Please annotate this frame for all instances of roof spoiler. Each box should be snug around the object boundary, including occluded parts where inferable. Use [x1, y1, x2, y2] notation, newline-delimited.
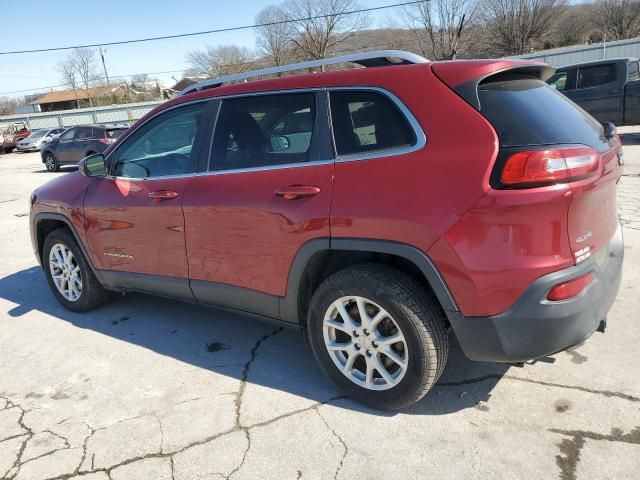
[432, 61, 555, 110]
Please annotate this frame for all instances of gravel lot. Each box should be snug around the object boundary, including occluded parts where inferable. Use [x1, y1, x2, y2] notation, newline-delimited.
[0, 137, 639, 480]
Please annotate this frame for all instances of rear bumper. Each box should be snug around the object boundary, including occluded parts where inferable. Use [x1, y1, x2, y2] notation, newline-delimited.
[449, 222, 624, 363]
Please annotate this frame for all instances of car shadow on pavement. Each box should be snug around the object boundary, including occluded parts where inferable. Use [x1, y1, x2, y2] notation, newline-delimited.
[0, 266, 510, 416]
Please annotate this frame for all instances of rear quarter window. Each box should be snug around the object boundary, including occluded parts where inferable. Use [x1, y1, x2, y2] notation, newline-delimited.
[478, 76, 609, 151]
[106, 128, 126, 139]
[329, 90, 416, 156]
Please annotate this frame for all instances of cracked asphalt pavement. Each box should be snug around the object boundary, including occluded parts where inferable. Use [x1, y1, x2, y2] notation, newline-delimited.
[1, 132, 639, 480]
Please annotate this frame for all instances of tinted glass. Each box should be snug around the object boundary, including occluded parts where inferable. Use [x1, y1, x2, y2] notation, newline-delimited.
[59, 128, 75, 141]
[478, 77, 608, 151]
[629, 61, 640, 80]
[211, 93, 316, 171]
[74, 127, 94, 140]
[111, 103, 205, 178]
[577, 64, 616, 88]
[329, 90, 416, 156]
[106, 128, 126, 139]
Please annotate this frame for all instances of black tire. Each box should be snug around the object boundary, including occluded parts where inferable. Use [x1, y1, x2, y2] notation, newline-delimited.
[307, 264, 449, 410]
[5, 147, 14, 154]
[44, 152, 59, 172]
[43, 228, 112, 312]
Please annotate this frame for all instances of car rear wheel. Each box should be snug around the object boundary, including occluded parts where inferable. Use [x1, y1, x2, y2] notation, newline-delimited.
[44, 152, 59, 172]
[307, 264, 449, 410]
[43, 228, 112, 312]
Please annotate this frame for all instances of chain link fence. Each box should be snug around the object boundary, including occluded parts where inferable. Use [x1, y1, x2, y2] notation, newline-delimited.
[0, 100, 164, 130]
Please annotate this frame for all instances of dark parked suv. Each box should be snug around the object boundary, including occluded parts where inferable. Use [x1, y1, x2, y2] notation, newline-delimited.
[41, 124, 128, 172]
[29, 51, 624, 409]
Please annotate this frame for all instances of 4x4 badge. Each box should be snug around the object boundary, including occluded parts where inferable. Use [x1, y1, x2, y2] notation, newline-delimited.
[575, 231, 592, 243]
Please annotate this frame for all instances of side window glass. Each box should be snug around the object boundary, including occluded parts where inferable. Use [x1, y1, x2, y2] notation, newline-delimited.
[577, 64, 616, 89]
[211, 92, 316, 171]
[548, 72, 568, 91]
[329, 90, 416, 156]
[75, 127, 92, 140]
[60, 128, 75, 141]
[629, 61, 640, 80]
[110, 103, 205, 178]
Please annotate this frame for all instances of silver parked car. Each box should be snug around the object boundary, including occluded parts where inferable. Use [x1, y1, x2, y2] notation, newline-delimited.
[16, 128, 66, 152]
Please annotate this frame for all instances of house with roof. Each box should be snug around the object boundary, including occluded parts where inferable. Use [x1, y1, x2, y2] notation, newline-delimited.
[30, 87, 114, 112]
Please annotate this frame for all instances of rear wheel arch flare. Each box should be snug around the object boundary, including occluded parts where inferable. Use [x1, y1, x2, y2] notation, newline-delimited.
[281, 238, 458, 325]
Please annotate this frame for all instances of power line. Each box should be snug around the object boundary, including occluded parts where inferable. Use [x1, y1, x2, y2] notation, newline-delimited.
[0, 1, 423, 56]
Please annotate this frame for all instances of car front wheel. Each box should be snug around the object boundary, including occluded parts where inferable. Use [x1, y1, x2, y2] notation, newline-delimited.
[43, 228, 112, 312]
[307, 264, 449, 410]
[44, 152, 59, 172]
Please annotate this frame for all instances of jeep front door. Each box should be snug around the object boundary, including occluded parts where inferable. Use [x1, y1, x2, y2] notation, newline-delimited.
[83, 101, 210, 296]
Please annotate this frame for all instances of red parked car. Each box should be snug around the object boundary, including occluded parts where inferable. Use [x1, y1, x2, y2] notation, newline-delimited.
[1, 121, 30, 153]
[29, 51, 624, 409]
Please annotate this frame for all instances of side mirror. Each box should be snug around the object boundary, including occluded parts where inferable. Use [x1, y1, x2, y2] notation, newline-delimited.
[603, 121, 616, 139]
[80, 154, 106, 177]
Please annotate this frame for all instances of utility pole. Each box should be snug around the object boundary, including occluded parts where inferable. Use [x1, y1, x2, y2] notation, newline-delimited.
[99, 47, 111, 87]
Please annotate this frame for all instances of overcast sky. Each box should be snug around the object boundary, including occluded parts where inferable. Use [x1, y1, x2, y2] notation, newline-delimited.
[0, 0, 399, 98]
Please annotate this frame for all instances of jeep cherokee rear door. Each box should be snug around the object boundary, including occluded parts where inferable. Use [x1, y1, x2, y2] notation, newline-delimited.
[182, 91, 333, 317]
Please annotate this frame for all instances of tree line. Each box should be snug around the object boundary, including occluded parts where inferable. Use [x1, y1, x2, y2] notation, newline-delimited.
[2, 0, 640, 116]
[186, 0, 640, 78]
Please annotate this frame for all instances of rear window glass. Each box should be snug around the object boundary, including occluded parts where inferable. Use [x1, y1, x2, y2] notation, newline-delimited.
[478, 77, 608, 151]
[106, 128, 126, 139]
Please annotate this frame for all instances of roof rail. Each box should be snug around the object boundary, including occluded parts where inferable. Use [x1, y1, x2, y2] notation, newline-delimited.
[179, 50, 429, 96]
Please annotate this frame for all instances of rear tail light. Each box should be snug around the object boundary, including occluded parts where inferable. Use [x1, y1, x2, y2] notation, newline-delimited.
[499, 146, 600, 188]
[547, 272, 594, 301]
[99, 137, 116, 145]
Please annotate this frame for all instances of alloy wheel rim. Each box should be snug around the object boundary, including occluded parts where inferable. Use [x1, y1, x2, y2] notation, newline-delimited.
[323, 296, 409, 391]
[46, 155, 54, 170]
[49, 243, 82, 301]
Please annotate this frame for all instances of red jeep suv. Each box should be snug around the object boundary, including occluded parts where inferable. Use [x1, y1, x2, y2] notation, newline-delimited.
[29, 51, 624, 410]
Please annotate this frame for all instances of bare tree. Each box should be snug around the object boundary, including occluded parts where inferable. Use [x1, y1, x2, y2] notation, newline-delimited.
[73, 48, 99, 107]
[0, 97, 17, 116]
[403, 0, 479, 59]
[130, 73, 150, 89]
[256, 5, 295, 67]
[186, 44, 255, 77]
[56, 57, 81, 108]
[591, 0, 640, 40]
[283, 0, 369, 68]
[550, 5, 591, 47]
[481, 0, 566, 56]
